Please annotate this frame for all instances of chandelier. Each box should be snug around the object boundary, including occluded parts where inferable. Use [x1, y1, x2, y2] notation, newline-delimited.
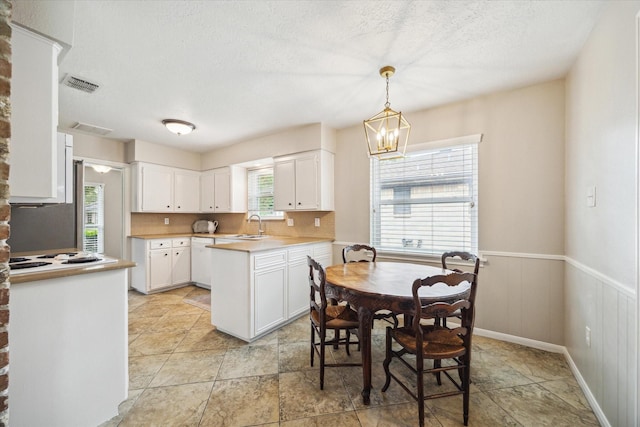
[363, 66, 411, 159]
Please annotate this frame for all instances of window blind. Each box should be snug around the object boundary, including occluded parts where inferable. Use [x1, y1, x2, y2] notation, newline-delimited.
[371, 143, 478, 256]
[83, 183, 105, 254]
[247, 167, 283, 219]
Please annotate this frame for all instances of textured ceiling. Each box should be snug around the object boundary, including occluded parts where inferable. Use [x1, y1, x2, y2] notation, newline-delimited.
[57, 1, 605, 153]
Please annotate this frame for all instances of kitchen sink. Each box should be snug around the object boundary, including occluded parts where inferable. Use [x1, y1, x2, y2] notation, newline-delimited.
[233, 234, 270, 240]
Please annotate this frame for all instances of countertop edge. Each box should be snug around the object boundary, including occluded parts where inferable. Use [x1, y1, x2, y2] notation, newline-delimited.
[10, 259, 136, 284]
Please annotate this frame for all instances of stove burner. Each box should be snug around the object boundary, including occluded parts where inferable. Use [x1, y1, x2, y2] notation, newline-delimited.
[9, 257, 29, 263]
[37, 252, 78, 259]
[10, 261, 52, 270]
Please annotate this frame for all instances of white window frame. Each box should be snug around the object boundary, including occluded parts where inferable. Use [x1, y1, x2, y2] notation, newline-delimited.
[370, 134, 481, 258]
[83, 182, 105, 254]
[247, 166, 284, 220]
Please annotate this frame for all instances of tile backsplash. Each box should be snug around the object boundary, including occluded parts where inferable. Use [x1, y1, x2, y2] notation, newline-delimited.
[130, 211, 334, 239]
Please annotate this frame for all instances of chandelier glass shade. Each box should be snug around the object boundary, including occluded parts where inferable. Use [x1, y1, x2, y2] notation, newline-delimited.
[363, 66, 410, 159]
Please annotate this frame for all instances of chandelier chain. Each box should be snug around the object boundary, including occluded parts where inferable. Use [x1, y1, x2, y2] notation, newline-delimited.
[385, 75, 391, 108]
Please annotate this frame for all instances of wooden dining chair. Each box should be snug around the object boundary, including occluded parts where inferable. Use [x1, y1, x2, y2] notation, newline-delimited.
[440, 251, 479, 327]
[307, 256, 361, 390]
[342, 244, 398, 328]
[382, 271, 477, 427]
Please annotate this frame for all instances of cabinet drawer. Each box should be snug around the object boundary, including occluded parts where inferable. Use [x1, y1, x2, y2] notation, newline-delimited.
[288, 246, 312, 263]
[253, 251, 286, 270]
[313, 243, 331, 257]
[149, 239, 172, 250]
[172, 238, 191, 247]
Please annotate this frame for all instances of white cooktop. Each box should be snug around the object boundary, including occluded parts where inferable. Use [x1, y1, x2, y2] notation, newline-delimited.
[9, 252, 118, 276]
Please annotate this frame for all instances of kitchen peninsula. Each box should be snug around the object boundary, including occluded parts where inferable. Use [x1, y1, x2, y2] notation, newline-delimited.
[9, 250, 135, 427]
[207, 236, 332, 342]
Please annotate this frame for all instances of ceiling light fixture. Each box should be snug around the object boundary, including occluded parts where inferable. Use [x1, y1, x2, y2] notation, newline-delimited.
[363, 66, 411, 159]
[91, 164, 112, 174]
[162, 119, 196, 136]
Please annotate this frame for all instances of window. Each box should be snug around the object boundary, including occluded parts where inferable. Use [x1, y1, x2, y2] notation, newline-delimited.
[84, 183, 105, 254]
[247, 167, 284, 219]
[371, 138, 478, 257]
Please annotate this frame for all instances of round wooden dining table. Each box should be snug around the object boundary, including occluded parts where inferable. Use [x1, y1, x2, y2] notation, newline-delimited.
[325, 261, 471, 405]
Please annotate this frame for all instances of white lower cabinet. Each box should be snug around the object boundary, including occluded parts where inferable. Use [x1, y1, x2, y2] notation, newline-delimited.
[131, 237, 191, 294]
[287, 246, 313, 318]
[210, 241, 332, 341]
[254, 251, 287, 335]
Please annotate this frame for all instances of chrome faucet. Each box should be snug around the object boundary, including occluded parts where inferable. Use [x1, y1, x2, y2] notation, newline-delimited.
[248, 214, 264, 236]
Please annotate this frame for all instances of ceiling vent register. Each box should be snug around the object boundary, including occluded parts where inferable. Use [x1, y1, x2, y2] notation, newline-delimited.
[72, 122, 112, 136]
[61, 74, 100, 94]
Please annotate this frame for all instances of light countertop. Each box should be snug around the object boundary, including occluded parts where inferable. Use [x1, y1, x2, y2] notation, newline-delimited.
[129, 233, 333, 252]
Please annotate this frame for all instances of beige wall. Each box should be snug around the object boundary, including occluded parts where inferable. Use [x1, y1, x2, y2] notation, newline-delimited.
[564, 2, 639, 426]
[126, 139, 201, 170]
[334, 79, 567, 347]
[70, 131, 128, 164]
[201, 123, 335, 170]
[335, 79, 566, 255]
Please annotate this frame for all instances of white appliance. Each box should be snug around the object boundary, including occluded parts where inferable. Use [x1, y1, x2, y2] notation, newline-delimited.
[191, 236, 215, 288]
[10, 132, 74, 204]
[9, 251, 117, 276]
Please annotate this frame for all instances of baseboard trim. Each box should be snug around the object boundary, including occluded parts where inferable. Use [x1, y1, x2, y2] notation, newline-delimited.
[472, 327, 565, 353]
[562, 348, 611, 427]
[473, 327, 610, 426]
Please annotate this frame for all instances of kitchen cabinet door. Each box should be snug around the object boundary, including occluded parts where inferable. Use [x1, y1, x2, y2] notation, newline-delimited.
[141, 165, 173, 212]
[174, 170, 200, 212]
[294, 154, 319, 210]
[171, 247, 191, 285]
[287, 246, 312, 318]
[254, 265, 286, 336]
[9, 25, 62, 199]
[273, 159, 295, 211]
[273, 150, 334, 211]
[200, 171, 215, 212]
[213, 169, 231, 212]
[148, 249, 172, 290]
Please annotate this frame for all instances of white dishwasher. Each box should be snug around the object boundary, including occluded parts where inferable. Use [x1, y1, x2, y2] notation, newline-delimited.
[191, 237, 215, 289]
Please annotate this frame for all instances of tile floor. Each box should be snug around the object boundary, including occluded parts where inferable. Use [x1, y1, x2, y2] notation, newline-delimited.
[102, 285, 600, 426]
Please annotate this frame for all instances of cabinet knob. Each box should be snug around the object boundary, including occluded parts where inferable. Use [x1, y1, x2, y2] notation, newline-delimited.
[288, 202, 292, 206]
[209, 206, 213, 209]
[177, 205, 181, 209]
[164, 253, 168, 256]
[298, 202, 301, 205]
[167, 205, 170, 208]
[159, 243, 164, 246]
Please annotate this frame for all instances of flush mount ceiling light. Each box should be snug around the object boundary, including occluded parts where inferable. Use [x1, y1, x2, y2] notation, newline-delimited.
[363, 66, 411, 159]
[162, 119, 196, 136]
[91, 164, 112, 174]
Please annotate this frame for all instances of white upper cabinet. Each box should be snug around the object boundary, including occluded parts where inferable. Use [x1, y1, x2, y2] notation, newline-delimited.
[132, 162, 200, 213]
[9, 25, 62, 199]
[173, 169, 200, 212]
[201, 166, 247, 213]
[200, 171, 216, 212]
[274, 150, 334, 211]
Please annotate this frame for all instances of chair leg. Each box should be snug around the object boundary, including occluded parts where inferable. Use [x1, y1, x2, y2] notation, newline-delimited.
[320, 327, 326, 390]
[417, 352, 425, 427]
[434, 359, 442, 385]
[333, 328, 340, 349]
[463, 357, 470, 426]
[345, 329, 351, 356]
[381, 327, 392, 392]
[310, 324, 315, 367]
